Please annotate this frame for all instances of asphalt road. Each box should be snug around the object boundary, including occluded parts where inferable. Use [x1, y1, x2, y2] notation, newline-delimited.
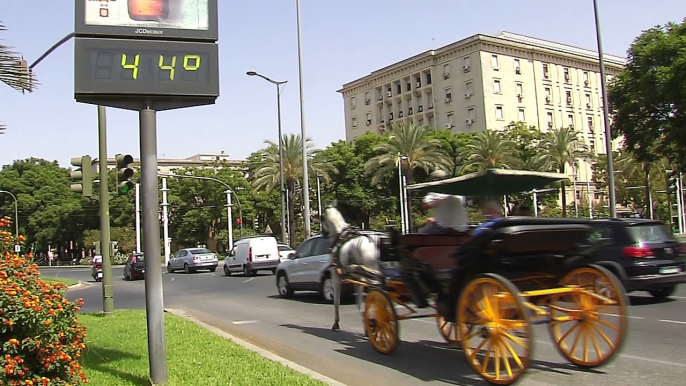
[43, 266, 686, 386]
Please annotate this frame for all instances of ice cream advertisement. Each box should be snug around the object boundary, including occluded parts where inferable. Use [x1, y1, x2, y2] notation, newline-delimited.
[83, 0, 209, 31]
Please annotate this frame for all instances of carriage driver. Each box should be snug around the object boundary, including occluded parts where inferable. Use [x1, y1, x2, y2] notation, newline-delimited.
[419, 170, 469, 234]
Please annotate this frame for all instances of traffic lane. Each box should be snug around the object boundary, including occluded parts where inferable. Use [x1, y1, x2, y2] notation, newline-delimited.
[172, 275, 686, 386]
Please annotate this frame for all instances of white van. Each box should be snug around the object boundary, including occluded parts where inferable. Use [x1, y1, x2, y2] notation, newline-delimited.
[223, 236, 280, 276]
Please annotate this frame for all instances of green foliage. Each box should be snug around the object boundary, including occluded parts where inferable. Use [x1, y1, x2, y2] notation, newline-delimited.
[0, 221, 88, 385]
[608, 18, 686, 168]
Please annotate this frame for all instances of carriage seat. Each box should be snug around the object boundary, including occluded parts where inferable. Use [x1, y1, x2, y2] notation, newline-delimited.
[399, 232, 472, 277]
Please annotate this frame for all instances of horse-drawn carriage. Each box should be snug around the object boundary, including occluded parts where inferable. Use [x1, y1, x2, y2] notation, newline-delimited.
[327, 169, 628, 385]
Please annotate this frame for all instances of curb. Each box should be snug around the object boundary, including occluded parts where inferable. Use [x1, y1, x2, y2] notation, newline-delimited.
[164, 308, 347, 386]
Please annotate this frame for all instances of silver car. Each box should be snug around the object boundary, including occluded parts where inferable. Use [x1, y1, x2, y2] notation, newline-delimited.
[167, 248, 218, 274]
[275, 233, 381, 302]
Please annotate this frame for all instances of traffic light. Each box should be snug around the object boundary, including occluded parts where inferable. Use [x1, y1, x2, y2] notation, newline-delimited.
[70, 155, 93, 197]
[666, 170, 678, 195]
[115, 154, 135, 194]
[110, 241, 119, 256]
[254, 217, 259, 230]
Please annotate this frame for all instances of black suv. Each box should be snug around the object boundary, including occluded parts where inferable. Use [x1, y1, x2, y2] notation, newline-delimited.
[587, 218, 686, 299]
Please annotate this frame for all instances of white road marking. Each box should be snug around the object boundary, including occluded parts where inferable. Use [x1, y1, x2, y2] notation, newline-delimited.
[243, 278, 254, 283]
[620, 354, 686, 368]
[232, 320, 258, 325]
[672, 296, 686, 300]
[659, 319, 686, 325]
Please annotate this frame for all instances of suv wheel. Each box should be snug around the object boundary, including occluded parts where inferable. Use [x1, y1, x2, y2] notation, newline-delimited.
[223, 265, 231, 276]
[648, 286, 676, 299]
[243, 265, 253, 277]
[277, 273, 294, 298]
[321, 276, 334, 303]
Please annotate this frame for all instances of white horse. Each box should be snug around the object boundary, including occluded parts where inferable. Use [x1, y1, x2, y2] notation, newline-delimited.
[320, 205, 384, 331]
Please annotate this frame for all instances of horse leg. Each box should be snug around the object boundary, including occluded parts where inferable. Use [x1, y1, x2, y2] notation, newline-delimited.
[355, 285, 368, 337]
[331, 266, 341, 331]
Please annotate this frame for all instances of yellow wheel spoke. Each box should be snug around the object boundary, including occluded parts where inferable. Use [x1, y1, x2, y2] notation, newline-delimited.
[500, 338, 524, 369]
[494, 342, 501, 380]
[596, 317, 621, 332]
[480, 343, 493, 373]
[589, 325, 603, 361]
[469, 338, 489, 362]
[569, 324, 583, 355]
[556, 320, 580, 345]
[582, 325, 589, 363]
[590, 320, 616, 350]
[499, 341, 514, 379]
[501, 331, 529, 350]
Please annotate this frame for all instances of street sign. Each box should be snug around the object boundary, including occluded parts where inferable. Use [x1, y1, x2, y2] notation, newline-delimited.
[75, 0, 218, 42]
[74, 37, 219, 111]
[14, 245, 20, 253]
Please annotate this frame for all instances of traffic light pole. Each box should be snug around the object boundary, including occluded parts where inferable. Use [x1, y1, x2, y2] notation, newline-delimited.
[139, 106, 168, 385]
[97, 105, 114, 317]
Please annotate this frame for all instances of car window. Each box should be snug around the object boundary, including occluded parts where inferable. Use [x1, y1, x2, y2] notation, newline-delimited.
[180, 250, 188, 257]
[189, 248, 212, 254]
[588, 226, 613, 242]
[312, 238, 332, 256]
[278, 245, 293, 252]
[295, 239, 316, 258]
[627, 224, 676, 243]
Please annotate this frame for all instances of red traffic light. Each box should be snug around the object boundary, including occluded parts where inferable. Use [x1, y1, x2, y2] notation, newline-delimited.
[236, 218, 242, 224]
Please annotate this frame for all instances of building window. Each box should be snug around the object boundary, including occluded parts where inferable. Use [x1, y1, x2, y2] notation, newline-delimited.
[378, 106, 383, 123]
[465, 81, 474, 96]
[443, 63, 451, 79]
[543, 63, 550, 79]
[495, 105, 504, 120]
[515, 82, 523, 96]
[366, 112, 372, 125]
[590, 139, 596, 154]
[518, 108, 525, 121]
[547, 111, 554, 127]
[467, 107, 476, 122]
[564, 67, 571, 82]
[491, 54, 499, 69]
[352, 117, 357, 128]
[493, 79, 501, 94]
[446, 111, 455, 128]
[397, 101, 403, 117]
[583, 71, 590, 86]
[514, 59, 521, 74]
[463, 56, 471, 71]
[426, 72, 432, 85]
[445, 87, 452, 101]
[396, 83, 402, 95]
[415, 75, 422, 88]
[364, 91, 370, 105]
[585, 93, 591, 108]
[566, 90, 573, 106]
[587, 116, 594, 132]
[351, 96, 356, 109]
[568, 114, 574, 128]
[406, 81, 412, 92]
[545, 87, 552, 103]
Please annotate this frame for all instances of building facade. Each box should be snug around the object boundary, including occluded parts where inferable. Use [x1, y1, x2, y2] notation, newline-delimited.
[105, 151, 243, 174]
[338, 32, 626, 205]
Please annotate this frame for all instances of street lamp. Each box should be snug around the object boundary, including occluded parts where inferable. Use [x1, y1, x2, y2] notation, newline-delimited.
[397, 154, 408, 234]
[247, 71, 288, 244]
[0, 190, 19, 238]
[296, 0, 312, 239]
[593, 0, 617, 218]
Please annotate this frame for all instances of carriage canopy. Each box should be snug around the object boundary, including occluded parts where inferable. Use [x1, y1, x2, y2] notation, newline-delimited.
[406, 168, 569, 196]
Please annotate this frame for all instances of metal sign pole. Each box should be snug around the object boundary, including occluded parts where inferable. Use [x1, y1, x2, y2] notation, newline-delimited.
[135, 183, 142, 253]
[97, 106, 114, 316]
[139, 106, 167, 384]
[161, 178, 170, 266]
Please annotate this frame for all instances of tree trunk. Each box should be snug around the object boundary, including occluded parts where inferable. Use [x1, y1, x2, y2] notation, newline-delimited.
[560, 164, 567, 217]
[405, 167, 414, 233]
[644, 163, 652, 219]
[287, 180, 296, 247]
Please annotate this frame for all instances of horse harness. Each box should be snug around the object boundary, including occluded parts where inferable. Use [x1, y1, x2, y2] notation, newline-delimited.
[329, 225, 367, 268]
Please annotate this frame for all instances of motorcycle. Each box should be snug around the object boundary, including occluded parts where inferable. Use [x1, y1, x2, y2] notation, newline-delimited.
[92, 264, 103, 282]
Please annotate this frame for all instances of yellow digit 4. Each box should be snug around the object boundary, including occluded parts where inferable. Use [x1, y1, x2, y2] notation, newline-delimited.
[183, 55, 201, 71]
[159, 55, 177, 80]
[121, 53, 140, 79]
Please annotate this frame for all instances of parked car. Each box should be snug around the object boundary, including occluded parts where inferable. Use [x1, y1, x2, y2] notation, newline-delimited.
[587, 218, 686, 298]
[278, 244, 295, 262]
[123, 252, 145, 280]
[275, 232, 382, 303]
[224, 236, 280, 276]
[167, 248, 218, 274]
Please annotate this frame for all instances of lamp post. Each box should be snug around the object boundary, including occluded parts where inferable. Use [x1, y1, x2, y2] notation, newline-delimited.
[247, 71, 288, 243]
[296, 0, 312, 239]
[0, 190, 19, 238]
[397, 154, 408, 234]
[316, 174, 322, 232]
[593, 0, 617, 218]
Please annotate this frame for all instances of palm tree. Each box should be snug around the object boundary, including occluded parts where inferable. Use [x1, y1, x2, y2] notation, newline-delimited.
[251, 134, 333, 246]
[464, 130, 520, 170]
[364, 123, 450, 231]
[0, 23, 34, 93]
[540, 127, 589, 217]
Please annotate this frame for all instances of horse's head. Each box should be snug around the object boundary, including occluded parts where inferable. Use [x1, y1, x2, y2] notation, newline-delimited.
[320, 202, 346, 239]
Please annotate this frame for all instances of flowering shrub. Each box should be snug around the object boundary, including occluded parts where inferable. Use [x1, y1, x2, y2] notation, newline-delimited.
[0, 217, 88, 385]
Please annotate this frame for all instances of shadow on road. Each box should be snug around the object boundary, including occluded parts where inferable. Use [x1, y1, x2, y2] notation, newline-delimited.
[267, 292, 356, 305]
[628, 294, 677, 306]
[281, 323, 606, 385]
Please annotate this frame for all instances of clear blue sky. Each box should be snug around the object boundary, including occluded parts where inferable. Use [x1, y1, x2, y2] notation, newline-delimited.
[0, 1, 684, 167]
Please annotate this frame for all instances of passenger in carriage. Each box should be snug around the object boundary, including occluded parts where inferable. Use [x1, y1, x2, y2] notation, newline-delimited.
[418, 170, 469, 234]
[472, 200, 505, 236]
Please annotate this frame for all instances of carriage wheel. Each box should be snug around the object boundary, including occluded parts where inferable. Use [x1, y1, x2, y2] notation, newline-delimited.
[548, 265, 628, 368]
[457, 274, 532, 385]
[436, 315, 463, 345]
[363, 289, 399, 354]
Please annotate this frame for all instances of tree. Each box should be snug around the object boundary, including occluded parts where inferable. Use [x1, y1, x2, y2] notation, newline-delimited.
[364, 123, 450, 231]
[464, 130, 520, 170]
[608, 19, 686, 168]
[540, 127, 589, 217]
[425, 129, 476, 176]
[251, 134, 332, 246]
[0, 22, 35, 93]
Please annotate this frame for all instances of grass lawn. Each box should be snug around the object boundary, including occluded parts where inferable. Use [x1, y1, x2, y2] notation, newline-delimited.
[79, 310, 327, 386]
[42, 276, 79, 287]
